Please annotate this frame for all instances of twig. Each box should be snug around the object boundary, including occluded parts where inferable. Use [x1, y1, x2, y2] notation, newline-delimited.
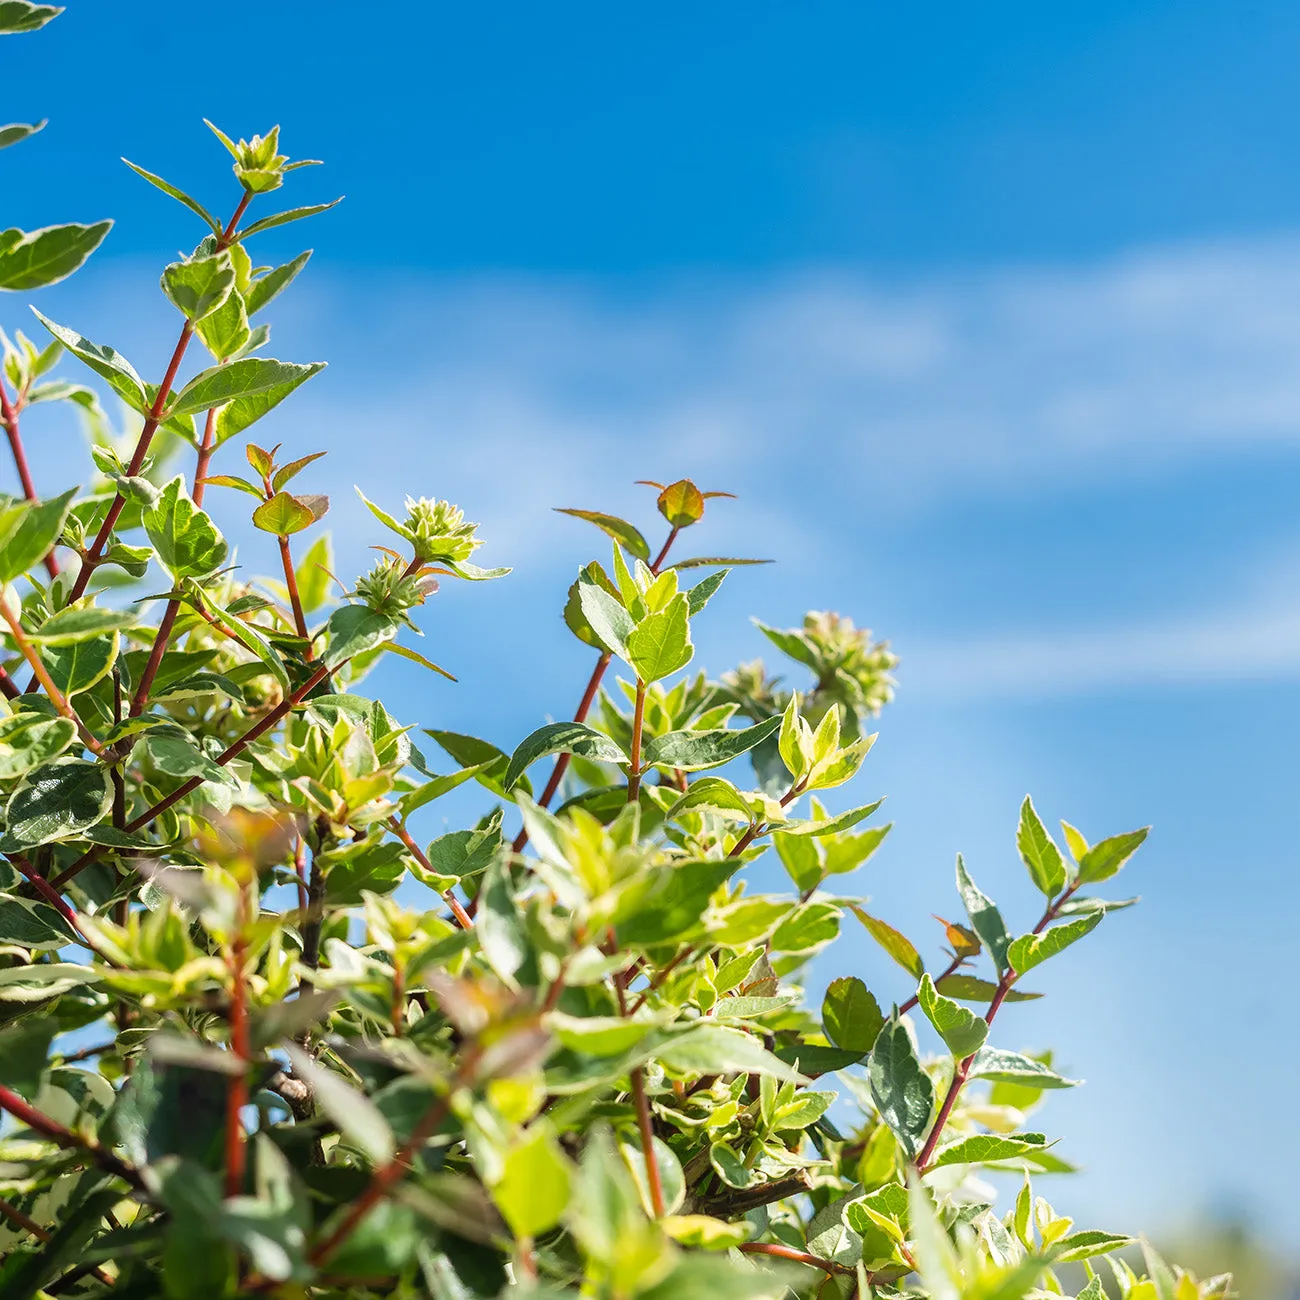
[511, 524, 680, 854]
[64, 193, 251, 607]
[0, 375, 58, 578]
[308, 1046, 483, 1266]
[728, 782, 803, 858]
[388, 818, 473, 929]
[898, 952, 967, 1017]
[738, 1242, 854, 1277]
[0, 1197, 115, 1286]
[913, 882, 1081, 1173]
[626, 679, 647, 802]
[0, 1081, 143, 1190]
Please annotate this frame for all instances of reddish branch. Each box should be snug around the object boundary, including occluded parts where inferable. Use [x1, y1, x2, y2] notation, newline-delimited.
[65, 192, 251, 606]
[738, 1242, 855, 1277]
[728, 783, 803, 859]
[510, 525, 681, 855]
[309, 1046, 483, 1266]
[0, 1080, 142, 1189]
[0, 376, 58, 578]
[225, 888, 252, 1199]
[913, 881, 1082, 1173]
[388, 817, 473, 929]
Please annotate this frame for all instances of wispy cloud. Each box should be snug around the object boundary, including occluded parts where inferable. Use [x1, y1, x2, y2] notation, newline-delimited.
[29, 235, 1300, 699]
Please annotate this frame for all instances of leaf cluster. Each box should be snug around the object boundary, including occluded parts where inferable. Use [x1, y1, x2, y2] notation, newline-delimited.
[0, 10, 1223, 1300]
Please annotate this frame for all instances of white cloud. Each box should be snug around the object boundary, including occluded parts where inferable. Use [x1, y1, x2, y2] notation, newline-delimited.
[30, 234, 1300, 699]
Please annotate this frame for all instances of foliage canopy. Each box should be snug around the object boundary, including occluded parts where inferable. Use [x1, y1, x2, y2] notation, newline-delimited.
[0, 6, 1227, 1299]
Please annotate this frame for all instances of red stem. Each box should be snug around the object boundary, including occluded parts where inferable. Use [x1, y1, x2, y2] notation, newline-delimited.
[225, 929, 250, 1198]
[65, 191, 251, 606]
[0, 663, 18, 700]
[133, 408, 221, 715]
[727, 783, 802, 858]
[510, 651, 611, 853]
[626, 679, 647, 803]
[510, 524, 680, 854]
[630, 1065, 665, 1216]
[0, 598, 102, 753]
[309, 1046, 483, 1266]
[913, 882, 1081, 1173]
[0, 376, 58, 578]
[737, 1243, 853, 1276]
[388, 817, 473, 929]
[0, 1080, 141, 1188]
[278, 534, 310, 646]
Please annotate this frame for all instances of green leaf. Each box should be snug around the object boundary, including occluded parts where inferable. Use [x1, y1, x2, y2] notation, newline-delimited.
[822, 976, 885, 1053]
[617, 860, 737, 945]
[171, 357, 324, 419]
[555, 508, 650, 561]
[934, 973, 1041, 1004]
[161, 251, 235, 321]
[142, 733, 234, 788]
[968, 1047, 1079, 1089]
[1007, 911, 1104, 974]
[0, 714, 76, 779]
[850, 906, 924, 978]
[477, 855, 527, 982]
[0, 221, 112, 290]
[771, 900, 841, 952]
[916, 972, 989, 1059]
[669, 556, 771, 569]
[246, 251, 312, 316]
[236, 198, 344, 239]
[122, 159, 222, 234]
[778, 798, 886, 837]
[44, 632, 117, 697]
[0, 120, 44, 150]
[3, 759, 112, 847]
[142, 476, 228, 578]
[252, 491, 317, 536]
[686, 568, 728, 615]
[492, 1127, 571, 1238]
[0, 3, 62, 35]
[1077, 827, 1149, 884]
[1055, 1230, 1135, 1262]
[1017, 795, 1067, 897]
[643, 715, 780, 772]
[296, 532, 333, 613]
[868, 1016, 934, 1160]
[283, 1045, 395, 1164]
[626, 593, 693, 682]
[0, 486, 74, 583]
[956, 854, 1012, 972]
[576, 574, 634, 659]
[928, 1131, 1049, 1169]
[325, 604, 399, 669]
[425, 729, 518, 796]
[385, 641, 456, 681]
[548, 1013, 656, 1058]
[196, 286, 250, 360]
[27, 604, 136, 644]
[503, 721, 628, 791]
[658, 1024, 807, 1082]
[31, 309, 148, 411]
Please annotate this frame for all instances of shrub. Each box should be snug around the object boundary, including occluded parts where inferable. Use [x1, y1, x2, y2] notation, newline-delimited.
[0, 6, 1230, 1298]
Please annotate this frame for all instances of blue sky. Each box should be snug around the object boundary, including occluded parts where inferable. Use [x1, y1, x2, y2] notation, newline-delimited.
[9, 0, 1300, 1250]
